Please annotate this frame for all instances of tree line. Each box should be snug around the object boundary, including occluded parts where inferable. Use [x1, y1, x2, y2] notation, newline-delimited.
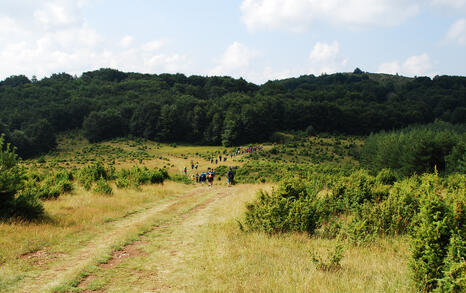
[0, 68, 465, 158]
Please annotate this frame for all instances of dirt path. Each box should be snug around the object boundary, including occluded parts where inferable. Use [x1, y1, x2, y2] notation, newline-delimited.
[13, 186, 228, 293]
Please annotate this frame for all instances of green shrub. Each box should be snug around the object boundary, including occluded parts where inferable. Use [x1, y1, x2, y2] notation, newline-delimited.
[375, 168, 399, 185]
[115, 166, 168, 188]
[0, 134, 43, 220]
[310, 243, 345, 271]
[77, 161, 113, 190]
[115, 177, 130, 188]
[30, 170, 74, 199]
[343, 202, 379, 244]
[436, 231, 466, 293]
[375, 178, 420, 235]
[243, 178, 319, 235]
[93, 177, 113, 195]
[344, 170, 375, 208]
[170, 174, 192, 185]
[410, 191, 453, 292]
[12, 189, 44, 220]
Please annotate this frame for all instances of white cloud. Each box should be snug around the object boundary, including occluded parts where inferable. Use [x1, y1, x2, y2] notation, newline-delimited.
[308, 41, 348, 75]
[34, 2, 78, 27]
[445, 18, 466, 45]
[120, 35, 134, 48]
[240, 0, 420, 31]
[377, 53, 434, 76]
[144, 54, 190, 73]
[309, 41, 339, 62]
[0, 1, 191, 79]
[403, 54, 433, 76]
[141, 40, 166, 52]
[245, 66, 305, 84]
[431, 0, 466, 9]
[378, 61, 401, 75]
[209, 42, 259, 76]
[208, 42, 305, 84]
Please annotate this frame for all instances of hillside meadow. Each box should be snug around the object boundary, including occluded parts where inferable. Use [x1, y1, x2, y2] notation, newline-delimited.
[0, 128, 464, 292]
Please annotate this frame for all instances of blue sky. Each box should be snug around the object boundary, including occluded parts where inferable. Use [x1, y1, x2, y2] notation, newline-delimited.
[0, 0, 465, 84]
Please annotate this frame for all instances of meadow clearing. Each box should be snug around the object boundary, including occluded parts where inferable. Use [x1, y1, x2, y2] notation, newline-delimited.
[1, 130, 463, 292]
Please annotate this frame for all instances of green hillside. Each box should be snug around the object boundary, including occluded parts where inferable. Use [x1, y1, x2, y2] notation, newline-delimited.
[0, 68, 465, 158]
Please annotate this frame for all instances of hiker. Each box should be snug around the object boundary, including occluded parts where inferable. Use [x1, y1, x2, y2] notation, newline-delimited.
[200, 172, 206, 184]
[219, 155, 222, 161]
[227, 167, 235, 187]
[191, 174, 195, 183]
[184, 167, 187, 175]
[207, 170, 215, 187]
[195, 163, 198, 170]
[215, 158, 218, 164]
[195, 173, 199, 183]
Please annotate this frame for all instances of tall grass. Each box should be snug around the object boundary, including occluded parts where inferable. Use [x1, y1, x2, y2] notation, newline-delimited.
[0, 182, 195, 291]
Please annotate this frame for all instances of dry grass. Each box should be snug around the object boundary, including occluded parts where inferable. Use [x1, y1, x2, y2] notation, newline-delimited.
[85, 183, 414, 293]
[0, 181, 196, 292]
[3, 137, 414, 292]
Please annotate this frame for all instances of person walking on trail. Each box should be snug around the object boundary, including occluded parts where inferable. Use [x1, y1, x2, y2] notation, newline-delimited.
[191, 174, 195, 183]
[227, 167, 235, 187]
[195, 163, 198, 170]
[207, 170, 215, 187]
[200, 172, 206, 184]
[195, 173, 199, 183]
[184, 167, 187, 175]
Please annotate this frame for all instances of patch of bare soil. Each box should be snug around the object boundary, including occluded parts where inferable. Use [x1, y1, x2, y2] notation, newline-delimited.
[99, 240, 148, 269]
[77, 275, 96, 289]
[19, 248, 67, 266]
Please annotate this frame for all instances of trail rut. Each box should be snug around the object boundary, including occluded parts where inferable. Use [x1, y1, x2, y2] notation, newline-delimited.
[13, 186, 226, 293]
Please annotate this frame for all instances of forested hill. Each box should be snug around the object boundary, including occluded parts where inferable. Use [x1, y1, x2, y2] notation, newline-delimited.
[0, 68, 465, 158]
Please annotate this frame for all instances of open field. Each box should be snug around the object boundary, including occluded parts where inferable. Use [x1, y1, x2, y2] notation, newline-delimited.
[1, 182, 413, 292]
[2, 133, 463, 292]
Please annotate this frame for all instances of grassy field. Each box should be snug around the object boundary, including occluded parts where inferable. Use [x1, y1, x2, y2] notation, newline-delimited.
[0, 134, 417, 292]
[90, 184, 412, 293]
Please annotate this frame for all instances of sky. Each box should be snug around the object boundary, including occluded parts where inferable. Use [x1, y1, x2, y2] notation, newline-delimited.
[0, 0, 465, 84]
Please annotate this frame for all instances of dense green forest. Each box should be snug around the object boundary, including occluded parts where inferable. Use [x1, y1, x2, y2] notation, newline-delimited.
[0, 68, 465, 158]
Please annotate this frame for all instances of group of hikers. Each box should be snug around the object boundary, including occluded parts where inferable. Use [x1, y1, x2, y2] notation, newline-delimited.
[181, 145, 263, 187]
[187, 167, 235, 187]
[207, 145, 264, 164]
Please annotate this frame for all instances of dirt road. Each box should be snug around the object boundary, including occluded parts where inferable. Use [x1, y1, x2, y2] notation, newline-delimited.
[12, 185, 233, 293]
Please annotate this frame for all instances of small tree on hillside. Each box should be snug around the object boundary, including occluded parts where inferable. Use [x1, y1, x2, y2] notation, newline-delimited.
[0, 134, 43, 220]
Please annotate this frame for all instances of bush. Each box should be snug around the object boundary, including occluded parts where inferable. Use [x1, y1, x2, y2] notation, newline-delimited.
[115, 177, 130, 188]
[375, 168, 399, 185]
[344, 170, 375, 208]
[410, 191, 453, 292]
[0, 134, 43, 220]
[93, 177, 113, 195]
[32, 170, 73, 199]
[170, 174, 192, 185]
[12, 189, 44, 219]
[243, 178, 319, 235]
[310, 243, 345, 271]
[437, 231, 466, 293]
[77, 161, 112, 190]
[115, 166, 168, 188]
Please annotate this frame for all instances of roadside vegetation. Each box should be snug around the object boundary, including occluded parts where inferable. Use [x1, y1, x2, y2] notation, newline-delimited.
[0, 118, 464, 292]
